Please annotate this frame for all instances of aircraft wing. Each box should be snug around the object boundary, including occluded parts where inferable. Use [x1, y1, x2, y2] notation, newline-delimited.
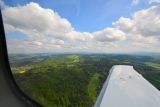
[94, 65, 160, 107]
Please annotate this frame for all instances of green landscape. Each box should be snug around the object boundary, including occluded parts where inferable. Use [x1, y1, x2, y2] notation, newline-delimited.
[9, 53, 160, 107]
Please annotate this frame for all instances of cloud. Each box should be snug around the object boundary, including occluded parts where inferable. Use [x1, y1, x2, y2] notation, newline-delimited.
[112, 17, 134, 33]
[93, 28, 126, 42]
[112, 5, 160, 52]
[7, 39, 65, 53]
[2, 2, 125, 42]
[2, 2, 73, 40]
[132, 0, 140, 5]
[133, 6, 160, 37]
[113, 6, 160, 42]
[149, 0, 160, 4]
[2, 2, 160, 53]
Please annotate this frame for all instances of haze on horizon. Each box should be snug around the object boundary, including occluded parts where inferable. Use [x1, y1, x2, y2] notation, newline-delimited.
[1, 0, 160, 53]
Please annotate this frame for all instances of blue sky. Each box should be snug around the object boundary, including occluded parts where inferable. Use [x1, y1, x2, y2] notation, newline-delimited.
[1, 0, 160, 53]
[4, 0, 151, 32]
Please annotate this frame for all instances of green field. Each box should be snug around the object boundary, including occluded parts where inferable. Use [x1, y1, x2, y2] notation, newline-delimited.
[88, 73, 100, 102]
[9, 54, 160, 107]
[145, 62, 160, 70]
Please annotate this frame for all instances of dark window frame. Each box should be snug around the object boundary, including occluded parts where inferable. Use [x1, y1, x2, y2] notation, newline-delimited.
[0, 10, 42, 107]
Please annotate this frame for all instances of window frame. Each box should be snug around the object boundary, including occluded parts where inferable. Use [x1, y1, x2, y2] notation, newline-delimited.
[0, 10, 42, 107]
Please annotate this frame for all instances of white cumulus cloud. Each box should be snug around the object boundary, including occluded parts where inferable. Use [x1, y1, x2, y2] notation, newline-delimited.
[2, 2, 73, 40]
[113, 6, 160, 47]
[2, 2, 160, 53]
[93, 28, 126, 42]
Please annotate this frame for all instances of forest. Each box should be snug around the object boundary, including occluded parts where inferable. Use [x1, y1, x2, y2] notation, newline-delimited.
[9, 54, 160, 107]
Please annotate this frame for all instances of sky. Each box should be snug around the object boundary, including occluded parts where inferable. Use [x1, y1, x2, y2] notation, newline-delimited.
[0, 0, 160, 53]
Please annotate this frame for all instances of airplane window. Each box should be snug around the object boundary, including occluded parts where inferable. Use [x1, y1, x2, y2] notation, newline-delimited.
[1, 0, 160, 106]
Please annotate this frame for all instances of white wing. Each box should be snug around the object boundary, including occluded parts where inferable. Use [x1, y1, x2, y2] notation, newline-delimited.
[94, 65, 160, 107]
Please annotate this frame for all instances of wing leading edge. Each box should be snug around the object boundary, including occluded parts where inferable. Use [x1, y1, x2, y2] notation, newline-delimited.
[94, 65, 160, 107]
